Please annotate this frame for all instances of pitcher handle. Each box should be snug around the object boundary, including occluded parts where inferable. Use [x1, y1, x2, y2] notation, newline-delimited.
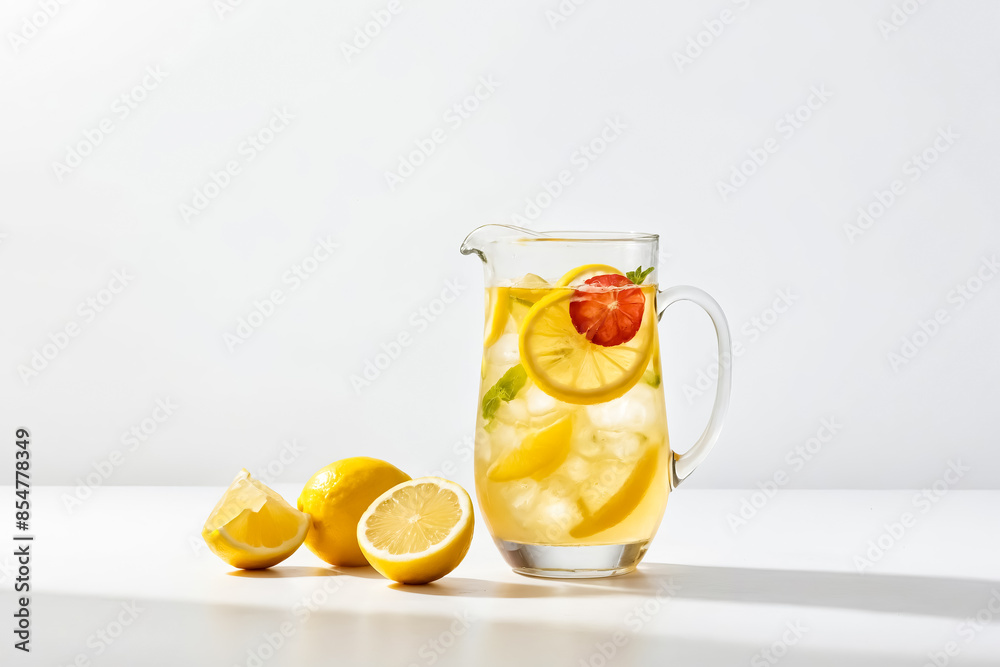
[657, 286, 733, 487]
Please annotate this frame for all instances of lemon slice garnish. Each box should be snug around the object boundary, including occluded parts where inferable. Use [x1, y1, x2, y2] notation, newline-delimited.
[570, 446, 659, 538]
[487, 414, 573, 481]
[518, 285, 655, 405]
[555, 264, 623, 287]
[358, 478, 474, 584]
[202, 469, 310, 569]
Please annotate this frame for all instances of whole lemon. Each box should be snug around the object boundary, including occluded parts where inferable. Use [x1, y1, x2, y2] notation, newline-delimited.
[298, 457, 410, 566]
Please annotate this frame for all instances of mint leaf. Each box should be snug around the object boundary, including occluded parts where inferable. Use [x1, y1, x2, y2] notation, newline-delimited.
[626, 266, 654, 285]
[643, 369, 661, 388]
[482, 364, 527, 421]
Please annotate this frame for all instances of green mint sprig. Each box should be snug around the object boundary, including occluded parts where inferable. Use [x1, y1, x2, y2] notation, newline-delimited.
[626, 266, 654, 285]
[482, 364, 527, 421]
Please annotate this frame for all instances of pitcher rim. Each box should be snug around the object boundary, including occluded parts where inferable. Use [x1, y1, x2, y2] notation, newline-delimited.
[467, 225, 658, 244]
[517, 230, 658, 242]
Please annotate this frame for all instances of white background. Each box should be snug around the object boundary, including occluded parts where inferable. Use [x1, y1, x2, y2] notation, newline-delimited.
[2, 0, 998, 489]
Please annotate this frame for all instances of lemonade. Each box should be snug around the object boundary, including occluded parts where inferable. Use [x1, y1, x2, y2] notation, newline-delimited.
[473, 265, 671, 552]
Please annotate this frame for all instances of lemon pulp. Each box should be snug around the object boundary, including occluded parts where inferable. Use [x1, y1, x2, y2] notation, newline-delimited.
[202, 469, 309, 570]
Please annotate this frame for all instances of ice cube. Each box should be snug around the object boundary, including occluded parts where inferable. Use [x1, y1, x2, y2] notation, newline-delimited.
[585, 384, 658, 432]
[533, 493, 582, 541]
[487, 333, 520, 367]
[501, 478, 540, 512]
[599, 431, 643, 461]
[487, 421, 519, 456]
[494, 397, 529, 425]
[525, 384, 558, 417]
[544, 474, 574, 499]
[573, 424, 603, 459]
[562, 455, 591, 483]
[474, 428, 492, 462]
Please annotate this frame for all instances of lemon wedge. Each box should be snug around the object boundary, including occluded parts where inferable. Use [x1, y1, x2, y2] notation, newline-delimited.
[358, 478, 474, 584]
[518, 285, 655, 405]
[487, 414, 573, 481]
[483, 286, 510, 348]
[571, 446, 659, 538]
[202, 469, 310, 569]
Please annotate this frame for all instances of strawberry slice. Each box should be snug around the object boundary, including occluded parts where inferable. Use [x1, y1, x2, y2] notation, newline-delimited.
[569, 274, 645, 347]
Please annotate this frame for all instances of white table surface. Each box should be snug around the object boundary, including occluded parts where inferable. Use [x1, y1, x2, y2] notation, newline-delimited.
[3, 487, 999, 666]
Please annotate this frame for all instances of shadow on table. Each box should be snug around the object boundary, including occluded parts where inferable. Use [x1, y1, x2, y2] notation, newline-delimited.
[390, 564, 1000, 613]
[228, 562, 1000, 612]
[569, 562, 1000, 618]
[228, 565, 385, 579]
[388, 577, 622, 599]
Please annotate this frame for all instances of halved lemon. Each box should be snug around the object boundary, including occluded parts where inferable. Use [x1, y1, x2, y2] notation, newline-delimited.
[358, 478, 474, 584]
[488, 414, 573, 481]
[483, 286, 510, 348]
[518, 286, 655, 405]
[555, 264, 623, 287]
[202, 469, 310, 569]
[571, 446, 659, 538]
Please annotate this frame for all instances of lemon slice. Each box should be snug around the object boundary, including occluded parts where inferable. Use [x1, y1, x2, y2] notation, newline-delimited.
[571, 446, 659, 538]
[518, 286, 655, 405]
[358, 478, 474, 584]
[488, 414, 573, 481]
[202, 469, 310, 569]
[483, 286, 510, 348]
[555, 264, 623, 287]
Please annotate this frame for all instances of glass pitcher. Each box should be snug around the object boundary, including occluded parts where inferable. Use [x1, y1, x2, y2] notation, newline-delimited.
[460, 225, 732, 578]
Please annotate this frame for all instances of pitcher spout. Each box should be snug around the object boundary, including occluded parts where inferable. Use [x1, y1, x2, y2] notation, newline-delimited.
[460, 224, 540, 263]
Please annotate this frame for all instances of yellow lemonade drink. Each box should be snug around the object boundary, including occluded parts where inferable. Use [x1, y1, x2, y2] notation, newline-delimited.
[473, 266, 671, 548]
